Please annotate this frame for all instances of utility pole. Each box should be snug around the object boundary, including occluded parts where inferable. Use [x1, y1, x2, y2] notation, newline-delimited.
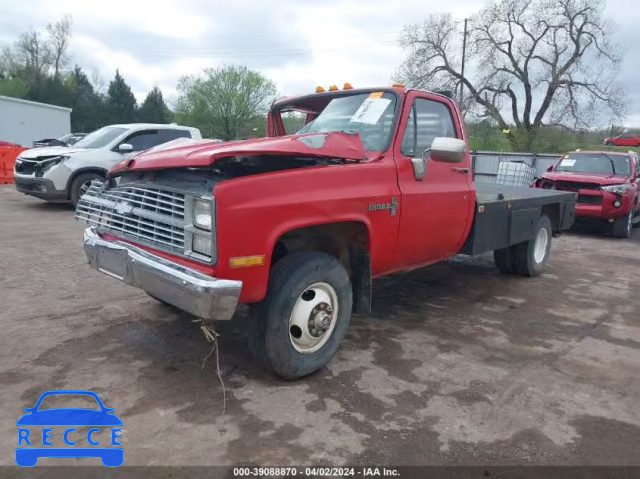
[460, 18, 468, 105]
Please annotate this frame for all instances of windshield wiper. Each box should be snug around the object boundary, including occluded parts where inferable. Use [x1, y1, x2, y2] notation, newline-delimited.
[600, 152, 617, 174]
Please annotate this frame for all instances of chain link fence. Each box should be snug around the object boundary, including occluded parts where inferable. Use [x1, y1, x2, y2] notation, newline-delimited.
[471, 151, 560, 187]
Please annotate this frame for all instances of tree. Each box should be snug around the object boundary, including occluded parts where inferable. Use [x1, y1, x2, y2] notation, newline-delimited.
[106, 70, 137, 123]
[175, 65, 277, 140]
[138, 86, 171, 123]
[0, 75, 28, 97]
[398, 0, 624, 151]
[46, 15, 73, 79]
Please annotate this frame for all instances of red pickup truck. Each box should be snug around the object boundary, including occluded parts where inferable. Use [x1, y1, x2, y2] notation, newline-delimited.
[533, 150, 640, 238]
[75, 86, 576, 379]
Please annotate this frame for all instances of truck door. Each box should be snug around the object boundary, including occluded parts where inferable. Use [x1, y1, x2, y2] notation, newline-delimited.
[392, 92, 474, 269]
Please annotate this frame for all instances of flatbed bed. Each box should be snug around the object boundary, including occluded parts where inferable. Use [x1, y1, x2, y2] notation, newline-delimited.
[461, 183, 577, 256]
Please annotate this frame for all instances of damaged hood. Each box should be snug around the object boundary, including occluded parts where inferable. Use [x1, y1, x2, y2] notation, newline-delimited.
[109, 132, 370, 176]
[18, 145, 90, 160]
[543, 171, 629, 186]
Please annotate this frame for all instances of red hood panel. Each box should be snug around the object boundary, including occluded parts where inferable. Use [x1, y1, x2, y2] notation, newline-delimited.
[543, 171, 629, 185]
[112, 132, 369, 175]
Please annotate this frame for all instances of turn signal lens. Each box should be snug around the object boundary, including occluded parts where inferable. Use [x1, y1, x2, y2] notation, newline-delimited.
[230, 255, 266, 268]
[315, 86, 325, 93]
[328, 85, 338, 91]
[343, 82, 353, 90]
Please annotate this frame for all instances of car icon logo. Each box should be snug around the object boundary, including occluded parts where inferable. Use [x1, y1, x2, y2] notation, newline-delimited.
[15, 390, 123, 467]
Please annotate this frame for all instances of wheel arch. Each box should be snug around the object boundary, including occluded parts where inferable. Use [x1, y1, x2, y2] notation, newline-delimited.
[65, 167, 109, 198]
[269, 220, 372, 315]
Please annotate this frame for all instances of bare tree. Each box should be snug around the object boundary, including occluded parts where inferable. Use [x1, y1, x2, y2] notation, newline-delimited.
[398, 0, 624, 151]
[46, 15, 73, 79]
[2, 30, 51, 87]
[89, 66, 107, 95]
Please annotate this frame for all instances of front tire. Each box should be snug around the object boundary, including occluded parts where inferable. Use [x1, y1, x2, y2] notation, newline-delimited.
[249, 251, 352, 380]
[70, 172, 104, 207]
[612, 211, 633, 238]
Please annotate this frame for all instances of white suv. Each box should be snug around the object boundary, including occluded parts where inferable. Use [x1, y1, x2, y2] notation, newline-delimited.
[14, 123, 202, 206]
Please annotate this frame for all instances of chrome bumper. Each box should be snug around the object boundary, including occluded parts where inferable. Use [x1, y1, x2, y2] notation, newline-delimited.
[83, 227, 241, 320]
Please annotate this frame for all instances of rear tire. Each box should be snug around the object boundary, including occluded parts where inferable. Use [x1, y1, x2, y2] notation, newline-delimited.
[70, 172, 104, 207]
[511, 215, 553, 277]
[612, 211, 633, 238]
[494, 246, 516, 274]
[248, 251, 352, 380]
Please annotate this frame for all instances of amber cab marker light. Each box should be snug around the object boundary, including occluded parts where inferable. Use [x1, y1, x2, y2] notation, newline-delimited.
[343, 82, 353, 90]
[229, 255, 266, 268]
[328, 85, 338, 91]
[315, 86, 325, 93]
[392, 82, 405, 88]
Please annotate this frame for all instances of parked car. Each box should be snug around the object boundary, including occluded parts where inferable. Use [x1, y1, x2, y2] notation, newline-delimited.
[604, 133, 640, 147]
[32, 133, 87, 148]
[14, 123, 202, 206]
[533, 150, 640, 238]
[75, 85, 576, 379]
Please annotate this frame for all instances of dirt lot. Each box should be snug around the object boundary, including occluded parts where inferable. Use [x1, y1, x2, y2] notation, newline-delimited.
[1, 184, 640, 467]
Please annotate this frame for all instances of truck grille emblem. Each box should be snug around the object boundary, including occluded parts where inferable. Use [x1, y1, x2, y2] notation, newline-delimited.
[114, 201, 133, 215]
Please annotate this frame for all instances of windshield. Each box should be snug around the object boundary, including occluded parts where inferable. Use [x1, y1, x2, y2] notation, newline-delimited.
[297, 92, 397, 151]
[73, 126, 127, 149]
[555, 153, 630, 175]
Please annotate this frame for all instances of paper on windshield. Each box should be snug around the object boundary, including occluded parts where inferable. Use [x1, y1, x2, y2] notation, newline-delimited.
[559, 159, 576, 167]
[350, 94, 391, 125]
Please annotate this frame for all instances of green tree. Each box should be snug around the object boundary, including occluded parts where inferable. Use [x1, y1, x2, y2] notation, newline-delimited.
[175, 64, 277, 140]
[106, 70, 137, 124]
[138, 86, 171, 123]
[0, 75, 28, 97]
[67, 66, 104, 131]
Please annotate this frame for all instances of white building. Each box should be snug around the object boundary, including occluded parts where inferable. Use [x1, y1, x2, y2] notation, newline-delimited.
[0, 96, 71, 147]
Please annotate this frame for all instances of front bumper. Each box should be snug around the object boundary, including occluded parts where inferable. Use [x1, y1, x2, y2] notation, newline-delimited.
[575, 191, 633, 220]
[83, 227, 241, 320]
[14, 175, 68, 201]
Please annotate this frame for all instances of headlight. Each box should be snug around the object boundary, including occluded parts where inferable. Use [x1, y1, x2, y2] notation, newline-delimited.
[193, 199, 212, 231]
[192, 233, 213, 257]
[600, 184, 631, 195]
[40, 155, 69, 174]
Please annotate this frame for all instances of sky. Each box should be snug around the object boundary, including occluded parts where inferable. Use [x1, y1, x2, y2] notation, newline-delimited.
[1, 0, 639, 125]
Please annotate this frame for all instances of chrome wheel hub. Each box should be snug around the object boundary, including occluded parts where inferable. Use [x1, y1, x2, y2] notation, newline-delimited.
[289, 282, 338, 354]
[533, 227, 549, 264]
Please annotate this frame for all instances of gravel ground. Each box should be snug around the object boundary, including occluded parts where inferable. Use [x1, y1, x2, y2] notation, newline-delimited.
[1, 185, 639, 468]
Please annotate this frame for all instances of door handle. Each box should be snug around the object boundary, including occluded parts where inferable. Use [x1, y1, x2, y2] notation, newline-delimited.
[452, 167, 469, 174]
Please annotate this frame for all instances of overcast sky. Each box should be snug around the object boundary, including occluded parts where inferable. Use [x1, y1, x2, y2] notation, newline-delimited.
[1, 0, 639, 125]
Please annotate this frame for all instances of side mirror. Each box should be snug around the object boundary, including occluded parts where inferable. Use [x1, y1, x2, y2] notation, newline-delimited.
[24, 408, 33, 413]
[547, 165, 554, 172]
[430, 137, 466, 163]
[118, 143, 133, 152]
[105, 408, 115, 414]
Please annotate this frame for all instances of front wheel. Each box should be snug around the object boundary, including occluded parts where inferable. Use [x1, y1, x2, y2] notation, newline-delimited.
[70, 172, 104, 207]
[612, 211, 633, 238]
[248, 251, 353, 380]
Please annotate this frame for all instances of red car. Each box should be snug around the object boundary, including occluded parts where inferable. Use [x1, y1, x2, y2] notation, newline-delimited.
[604, 133, 640, 147]
[534, 150, 640, 237]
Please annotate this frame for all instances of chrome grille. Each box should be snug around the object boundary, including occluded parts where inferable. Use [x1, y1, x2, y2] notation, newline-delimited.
[75, 181, 186, 255]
